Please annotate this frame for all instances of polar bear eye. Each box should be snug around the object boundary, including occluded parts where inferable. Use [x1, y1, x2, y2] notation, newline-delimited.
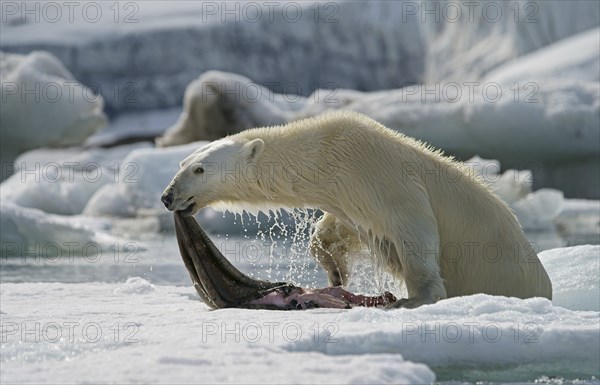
[194, 166, 204, 175]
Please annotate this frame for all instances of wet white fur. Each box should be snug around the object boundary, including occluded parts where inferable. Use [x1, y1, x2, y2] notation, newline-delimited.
[165, 111, 552, 306]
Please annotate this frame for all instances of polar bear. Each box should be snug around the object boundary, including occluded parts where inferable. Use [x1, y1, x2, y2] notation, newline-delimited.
[161, 111, 552, 308]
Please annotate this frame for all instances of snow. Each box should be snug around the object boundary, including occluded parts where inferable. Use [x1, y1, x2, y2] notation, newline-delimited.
[0, 51, 106, 179]
[485, 28, 600, 85]
[2, 143, 150, 215]
[157, 72, 600, 162]
[2, 3, 598, 196]
[294, 295, 599, 378]
[0, 139, 297, 243]
[0, 135, 598, 382]
[113, 276, 156, 295]
[465, 156, 566, 231]
[2, 1, 597, 113]
[84, 107, 181, 147]
[326, 30, 600, 163]
[83, 142, 204, 217]
[156, 71, 599, 197]
[0, 281, 435, 384]
[512, 189, 565, 231]
[424, 1, 600, 82]
[1, 126, 595, 253]
[538, 245, 600, 312]
[1, 2, 599, 382]
[1, 244, 598, 384]
[0, 201, 128, 254]
[156, 23, 599, 197]
[155, 71, 303, 147]
[0, 1, 426, 112]
[78, 140, 273, 233]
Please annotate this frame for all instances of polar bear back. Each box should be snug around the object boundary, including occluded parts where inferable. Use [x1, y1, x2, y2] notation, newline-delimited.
[232, 111, 552, 299]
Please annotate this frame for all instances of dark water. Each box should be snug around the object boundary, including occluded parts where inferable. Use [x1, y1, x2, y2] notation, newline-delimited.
[0, 232, 330, 288]
[1, 222, 598, 287]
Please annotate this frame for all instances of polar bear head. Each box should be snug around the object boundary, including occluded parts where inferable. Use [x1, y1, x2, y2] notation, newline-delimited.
[161, 138, 265, 215]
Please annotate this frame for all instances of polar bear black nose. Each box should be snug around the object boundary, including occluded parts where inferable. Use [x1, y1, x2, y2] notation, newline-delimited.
[161, 190, 174, 209]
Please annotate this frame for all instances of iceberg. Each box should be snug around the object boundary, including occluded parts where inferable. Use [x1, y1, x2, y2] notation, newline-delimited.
[484, 27, 600, 85]
[424, 1, 600, 82]
[2, 143, 150, 215]
[2, 1, 597, 113]
[0, 1, 426, 112]
[156, 26, 600, 198]
[0, 51, 107, 180]
[0, 201, 126, 255]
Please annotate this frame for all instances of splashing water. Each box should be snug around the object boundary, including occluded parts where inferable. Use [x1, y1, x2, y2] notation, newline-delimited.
[216, 208, 406, 296]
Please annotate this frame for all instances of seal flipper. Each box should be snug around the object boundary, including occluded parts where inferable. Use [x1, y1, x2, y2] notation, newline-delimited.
[174, 212, 290, 309]
[174, 212, 394, 310]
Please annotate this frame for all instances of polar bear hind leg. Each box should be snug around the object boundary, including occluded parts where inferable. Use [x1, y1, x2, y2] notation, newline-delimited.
[310, 210, 448, 309]
[309, 212, 361, 287]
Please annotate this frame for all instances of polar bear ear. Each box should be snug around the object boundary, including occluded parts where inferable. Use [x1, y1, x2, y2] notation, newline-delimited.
[243, 139, 265, 161]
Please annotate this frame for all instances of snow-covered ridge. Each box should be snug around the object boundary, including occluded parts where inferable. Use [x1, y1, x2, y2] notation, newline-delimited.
[1, 1, 426, 112]
[1, 0, 597, 112]
[155, 29, 600, 197]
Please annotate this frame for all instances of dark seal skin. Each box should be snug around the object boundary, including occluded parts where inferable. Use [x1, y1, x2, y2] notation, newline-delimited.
[174, 211, 396, 310]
